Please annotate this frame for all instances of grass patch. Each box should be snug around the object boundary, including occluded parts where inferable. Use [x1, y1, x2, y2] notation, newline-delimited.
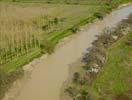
[93, 33, 132, 99]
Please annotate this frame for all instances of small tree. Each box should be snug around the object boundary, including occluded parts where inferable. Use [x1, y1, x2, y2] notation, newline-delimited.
[73, 72, 80, 83]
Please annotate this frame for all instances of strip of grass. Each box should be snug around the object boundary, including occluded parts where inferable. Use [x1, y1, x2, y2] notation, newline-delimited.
[2, 0, 108, 5]
[50, 14, 97, 44]
[6, 0, 132, 6]
[93, 33, 132, 99]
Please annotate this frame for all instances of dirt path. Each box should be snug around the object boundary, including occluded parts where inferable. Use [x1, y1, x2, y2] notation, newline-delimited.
[3, 5, 132, 100]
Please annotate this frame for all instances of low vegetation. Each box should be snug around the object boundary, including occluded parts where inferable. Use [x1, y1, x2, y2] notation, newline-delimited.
[3, 0, 132, 6]
[64, 15, 132, 100]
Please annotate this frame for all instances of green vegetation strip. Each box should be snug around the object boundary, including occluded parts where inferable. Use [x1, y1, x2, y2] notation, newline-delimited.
[4, 0, 132, 6]
[50, 15, 97, 44]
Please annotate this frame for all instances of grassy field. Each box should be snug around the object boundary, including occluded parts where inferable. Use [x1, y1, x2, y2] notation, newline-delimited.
[93, 32, 132, 100]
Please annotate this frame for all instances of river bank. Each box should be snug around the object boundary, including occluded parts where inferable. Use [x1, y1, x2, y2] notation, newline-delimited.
[2, 4, 132, 100]
[60, 4, 132, 100]
[61, 14, 132, 100]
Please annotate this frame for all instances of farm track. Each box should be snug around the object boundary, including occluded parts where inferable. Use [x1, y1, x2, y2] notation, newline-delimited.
[2, 4, 132, 100]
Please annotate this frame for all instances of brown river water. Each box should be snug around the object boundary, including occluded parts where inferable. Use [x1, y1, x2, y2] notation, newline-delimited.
[3, 5, 132, 100]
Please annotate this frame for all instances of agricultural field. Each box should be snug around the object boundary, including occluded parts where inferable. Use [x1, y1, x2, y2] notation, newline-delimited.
[0, 2, 107, 73]
[0, 2, 110, 99]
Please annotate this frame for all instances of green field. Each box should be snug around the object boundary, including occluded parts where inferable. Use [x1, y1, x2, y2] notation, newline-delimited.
[93, 32, 132, 100]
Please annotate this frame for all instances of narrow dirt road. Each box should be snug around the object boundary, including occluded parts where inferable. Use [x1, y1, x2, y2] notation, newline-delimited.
[3, 5, 132, 100]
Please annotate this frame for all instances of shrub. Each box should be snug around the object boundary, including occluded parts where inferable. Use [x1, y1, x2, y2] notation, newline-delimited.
[54, 17, 59, 24]
[76, 89, 89, 100]
[78, 77, 87, 85]
[40, 39, 55, 54]
[125, 32, 132, 46]
[65, 86, 79, 97]
[70, 26, 78, 33]
[83, 65, 91, 71]
[93, 12, 104, 19]
[73, 72, 80, 83]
